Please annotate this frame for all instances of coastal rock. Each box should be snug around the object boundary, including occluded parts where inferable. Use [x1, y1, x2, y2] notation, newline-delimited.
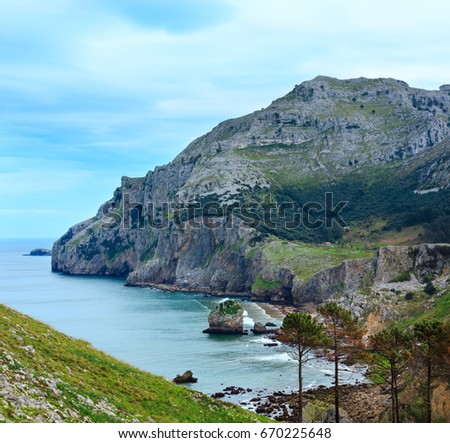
[28, 249, 51, 256]
[223, 386, 247, 395]
[322, 407, 352, 423]
[172, 370, 198, 384]
[203, 300, 244, 334]
[252, 322, 268, 334]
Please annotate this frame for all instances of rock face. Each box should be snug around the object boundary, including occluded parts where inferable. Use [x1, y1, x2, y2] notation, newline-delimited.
[203, 300, 244, 334]
[52, 76, 450, 304]
[292, 258, 375, 304]
[292, 243, 450, 306]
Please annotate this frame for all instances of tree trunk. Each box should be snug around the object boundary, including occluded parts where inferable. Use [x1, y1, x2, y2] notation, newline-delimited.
[426, 355, 432, 423]
[394, 376, 400, 423]
[298, 358, 303, 422]
[390, 369, 396, 423]
[334, 338, 339, 423]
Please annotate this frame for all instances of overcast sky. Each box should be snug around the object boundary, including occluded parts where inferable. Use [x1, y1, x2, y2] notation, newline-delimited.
[1, 0, 450, 239]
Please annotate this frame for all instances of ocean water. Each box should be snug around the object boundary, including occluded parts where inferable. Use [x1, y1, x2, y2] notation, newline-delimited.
[0, 239, 364, 403]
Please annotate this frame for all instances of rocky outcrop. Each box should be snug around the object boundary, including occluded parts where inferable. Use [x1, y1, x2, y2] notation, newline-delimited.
[373, 243, 450, 283]
[252, 322, 268, 334]
[252, 383, 390, 423]
[125, 217, 260, 294]
[291, 243, 450, 309]
[203, 300, 244, 334]
[172, 370, 198, 384]
[292, 258, 374, 305]
[26, 248, 51, 256]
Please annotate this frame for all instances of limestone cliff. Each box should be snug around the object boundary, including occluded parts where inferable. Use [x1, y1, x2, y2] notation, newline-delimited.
[292, 243, 450, 305]
[52, 76, 450, 305]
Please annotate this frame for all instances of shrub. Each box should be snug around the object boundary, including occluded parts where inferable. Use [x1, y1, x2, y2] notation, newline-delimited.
[390, 272, 411, 283]
[424, 281, 437, 296]
[405, 292, 414, 301]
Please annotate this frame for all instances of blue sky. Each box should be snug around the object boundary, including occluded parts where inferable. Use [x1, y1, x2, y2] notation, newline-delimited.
[1, 0, 450, 239]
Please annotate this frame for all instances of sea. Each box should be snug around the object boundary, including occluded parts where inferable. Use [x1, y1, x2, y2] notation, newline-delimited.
[0, 239, 365, 405]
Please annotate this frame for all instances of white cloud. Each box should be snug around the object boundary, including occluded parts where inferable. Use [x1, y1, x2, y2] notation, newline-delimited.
[1, 0, 450, 237]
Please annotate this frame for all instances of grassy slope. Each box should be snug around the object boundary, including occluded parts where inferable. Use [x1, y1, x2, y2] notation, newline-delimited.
[397, 291, 450, 328]
[0, 304, 271, 423]
[261, 239, 373, 281]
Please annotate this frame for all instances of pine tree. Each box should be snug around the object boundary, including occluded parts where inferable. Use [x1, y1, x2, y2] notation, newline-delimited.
[413, 320, 450, 423]
[279, 312, 327, 422]
[318, 302, 362, 423]
[369, 327, 413, 422]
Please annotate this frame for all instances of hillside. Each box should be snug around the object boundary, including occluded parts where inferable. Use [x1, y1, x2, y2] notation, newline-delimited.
[51, 76, 450, 310]
[0, 304, 270, 423]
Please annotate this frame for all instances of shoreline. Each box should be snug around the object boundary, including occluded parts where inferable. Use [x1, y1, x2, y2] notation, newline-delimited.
[125, 280, 253, 298]
[126, 280, 297, 307]
[244, 382, 389, 423]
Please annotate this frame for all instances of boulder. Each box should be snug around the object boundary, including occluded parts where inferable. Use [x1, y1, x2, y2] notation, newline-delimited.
[252, 322, 268, 334]
[172, 370, 198, 384]
[321, 407, 352, 423]
[203, 300, 244, 334]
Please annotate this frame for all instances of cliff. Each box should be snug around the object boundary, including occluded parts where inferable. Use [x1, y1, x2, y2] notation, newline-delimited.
[52, 76, 450, 310]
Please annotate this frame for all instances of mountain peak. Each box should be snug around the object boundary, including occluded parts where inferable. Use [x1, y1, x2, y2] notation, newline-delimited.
[52, 76, 450, 305]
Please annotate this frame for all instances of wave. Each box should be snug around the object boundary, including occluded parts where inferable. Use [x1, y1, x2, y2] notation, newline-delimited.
[249, 336, 277, 344]
[255, 353, 292, 363]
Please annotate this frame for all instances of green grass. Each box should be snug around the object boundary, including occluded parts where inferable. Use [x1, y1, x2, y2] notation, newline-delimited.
[397, 292, 450, 328]
[389, 271, 412, 283]
[66, 231, 90, 250]
[261, 239, 373, 282]
[0, 304, 271, 423]
[217, 300, 243, 316]
[332, 100, 395, 119]
[251, 274, 282, 292]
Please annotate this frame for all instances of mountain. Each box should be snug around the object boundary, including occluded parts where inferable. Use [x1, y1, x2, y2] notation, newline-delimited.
[52, 76, 450, 308]
[0, 304, 270, 423]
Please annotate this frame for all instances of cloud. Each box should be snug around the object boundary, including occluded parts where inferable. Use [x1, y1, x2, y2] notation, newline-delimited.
[96, 0, 233, 31]
[1, 0, 450, 237]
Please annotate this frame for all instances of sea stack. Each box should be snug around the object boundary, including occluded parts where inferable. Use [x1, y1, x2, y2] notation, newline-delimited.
[203, 300, 244, 334]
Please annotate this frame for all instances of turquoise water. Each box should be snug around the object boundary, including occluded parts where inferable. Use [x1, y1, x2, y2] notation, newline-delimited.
[0, 239, 364, 404]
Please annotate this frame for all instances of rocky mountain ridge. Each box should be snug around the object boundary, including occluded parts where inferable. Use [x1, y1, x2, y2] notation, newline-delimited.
[52, 76, 450, 316]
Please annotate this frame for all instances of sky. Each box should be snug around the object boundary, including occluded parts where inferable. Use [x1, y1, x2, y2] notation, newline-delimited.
[1, 0, 450, 239]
